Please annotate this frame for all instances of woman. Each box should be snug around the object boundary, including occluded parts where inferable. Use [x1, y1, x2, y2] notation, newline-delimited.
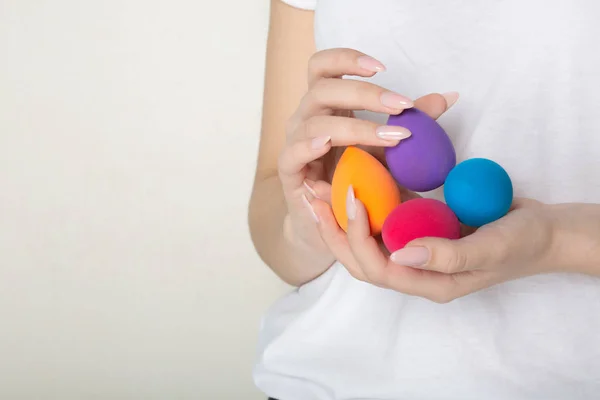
[248, 0, 600, 398]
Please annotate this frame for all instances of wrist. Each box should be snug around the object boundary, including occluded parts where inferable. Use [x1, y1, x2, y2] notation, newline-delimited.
[283, 214, 336, 271]
[250, 175, 335, 286]
[547, 203, 600, 276]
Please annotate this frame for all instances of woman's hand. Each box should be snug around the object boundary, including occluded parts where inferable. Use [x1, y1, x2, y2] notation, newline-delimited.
[252, 42, 456, 286]
[309, 190, 600, 303]
[278, 48, 416, 261]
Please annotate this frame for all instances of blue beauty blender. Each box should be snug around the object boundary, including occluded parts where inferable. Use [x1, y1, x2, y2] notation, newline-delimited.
[444, 158, 513, 227]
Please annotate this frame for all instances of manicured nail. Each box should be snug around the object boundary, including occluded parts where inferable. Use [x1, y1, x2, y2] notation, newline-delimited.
[357, 55, 386, 72]
[312, 136, 331, 149]
[390, 247, 430, 267]
[301, 194, 319, 223]
[442, 91, 460, 109]
[381, 92, 414, 109]
[303, 180, 319, 199]
[346, 185, 356, 220]
[376, 125, 411, 140]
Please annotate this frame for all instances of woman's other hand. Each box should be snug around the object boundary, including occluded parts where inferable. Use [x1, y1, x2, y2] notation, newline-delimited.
[310, 191, 600, 302]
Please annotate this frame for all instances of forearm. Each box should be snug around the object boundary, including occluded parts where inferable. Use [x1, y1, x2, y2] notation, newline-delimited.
[248, 174, 335, 286]
[551, 203, 600, 276]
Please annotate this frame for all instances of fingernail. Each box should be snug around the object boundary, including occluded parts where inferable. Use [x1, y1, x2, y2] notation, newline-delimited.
[346, 185, 356, 220]
[381, 92, 414, 109]
[312, 136, 331, 149]
[376, 125, 412, 140]
[303, 180, 319, 199]
[357, 55, 386, 72]
[301, 194, 319, 223]
[442, 91, 460, 109]
[390, 247, 430, 267]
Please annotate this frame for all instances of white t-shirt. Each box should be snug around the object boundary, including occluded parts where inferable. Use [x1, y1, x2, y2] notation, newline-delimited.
[254, 1, 600, 399]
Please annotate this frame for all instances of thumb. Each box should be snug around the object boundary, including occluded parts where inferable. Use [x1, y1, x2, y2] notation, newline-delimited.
[413, 92, 459, 120]
[390, 235, 497, 274]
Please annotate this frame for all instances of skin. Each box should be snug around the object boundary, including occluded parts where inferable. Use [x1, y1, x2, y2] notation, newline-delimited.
[249, 0, 600, 301]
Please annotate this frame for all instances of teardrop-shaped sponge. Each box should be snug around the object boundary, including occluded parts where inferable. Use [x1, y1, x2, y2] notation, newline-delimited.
[331, 146, 401, 234]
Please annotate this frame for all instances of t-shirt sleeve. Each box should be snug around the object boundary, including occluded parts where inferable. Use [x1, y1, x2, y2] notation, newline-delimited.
[280, 0, 316, 10]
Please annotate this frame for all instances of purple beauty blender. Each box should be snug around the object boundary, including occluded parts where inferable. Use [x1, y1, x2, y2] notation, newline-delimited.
[385, 108, 456, 192]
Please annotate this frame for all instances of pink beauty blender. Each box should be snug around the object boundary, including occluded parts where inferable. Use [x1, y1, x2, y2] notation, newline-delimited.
[382, 198, 461, 253]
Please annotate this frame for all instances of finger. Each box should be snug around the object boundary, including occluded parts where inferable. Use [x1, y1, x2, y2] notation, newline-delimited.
[293, 115, 412, 147]
[344, 186, 390, 285]
[310, 197, 368, 282]
[413, 92, 459, 120]
[297, 78, 413, 119]
[307, 48, 386, 87]
[304, 179, 332, 205]
[344, 187, 468, 302]
[278, 135, 332, 185]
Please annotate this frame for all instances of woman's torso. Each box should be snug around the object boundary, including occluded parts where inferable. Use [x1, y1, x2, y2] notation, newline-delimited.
[254, 1, 600, 399]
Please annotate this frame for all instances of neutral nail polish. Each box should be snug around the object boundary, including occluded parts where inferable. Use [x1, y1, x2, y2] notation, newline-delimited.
[390, 247, 430, 267]
[302, 194, 319, 223]
[303, 180, 319, 199]
[442, 91, 460, 109]
[376, 125, 412, 140]
[346, 185, 356, 220]
[381, 92, 414, 109]
[357, 55, 386, 72]
[312, 136, 331, 149]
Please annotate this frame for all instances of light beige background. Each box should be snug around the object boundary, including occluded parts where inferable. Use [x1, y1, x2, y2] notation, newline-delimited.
[0, 0, 288, 398]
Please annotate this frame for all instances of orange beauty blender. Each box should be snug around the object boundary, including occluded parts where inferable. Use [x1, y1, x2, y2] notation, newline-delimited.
[331, 146, 402, 234]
